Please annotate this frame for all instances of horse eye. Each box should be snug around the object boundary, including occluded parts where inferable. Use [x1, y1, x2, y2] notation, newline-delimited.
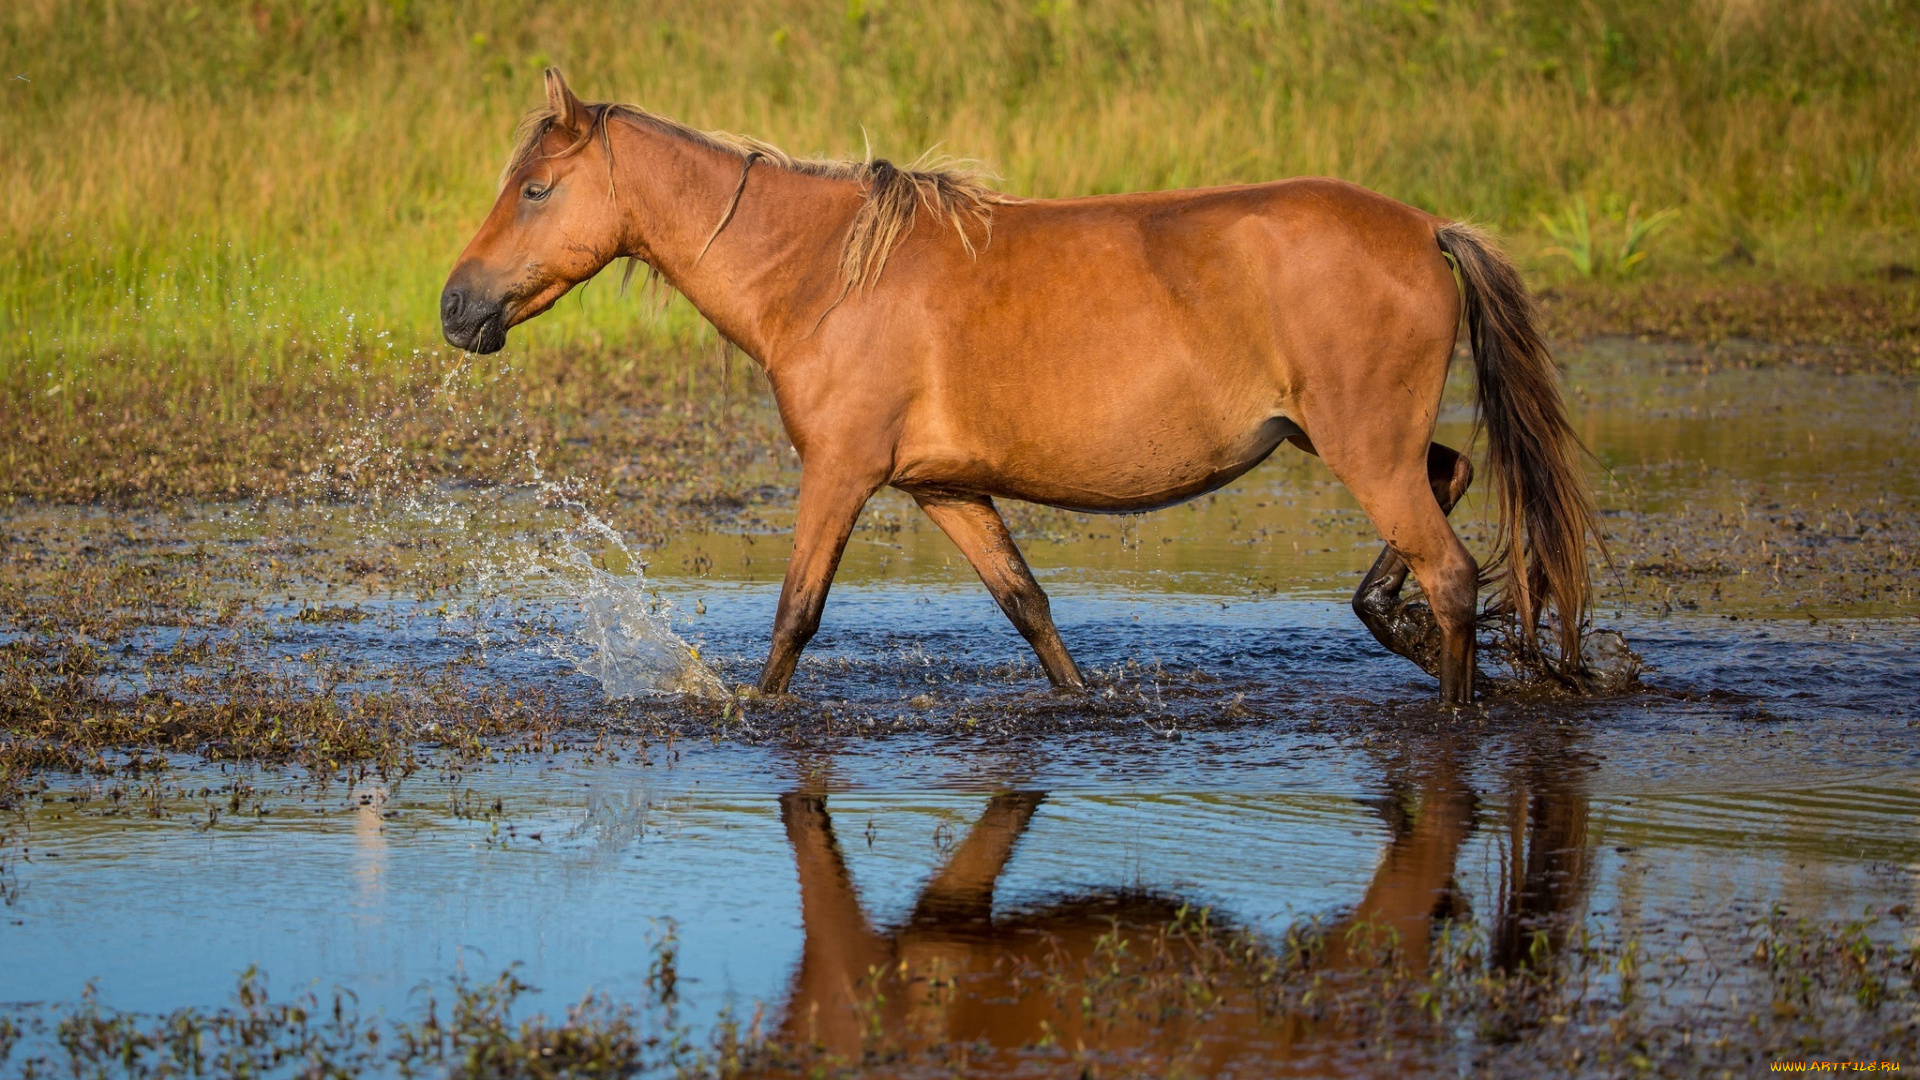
[522, 182, 551, 201]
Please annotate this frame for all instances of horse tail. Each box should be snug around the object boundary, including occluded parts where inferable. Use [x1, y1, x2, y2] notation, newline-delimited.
[1435, 222, 1603, 670]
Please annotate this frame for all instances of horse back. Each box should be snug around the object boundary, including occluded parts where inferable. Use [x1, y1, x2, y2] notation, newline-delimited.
[788, 177, 1459, 509]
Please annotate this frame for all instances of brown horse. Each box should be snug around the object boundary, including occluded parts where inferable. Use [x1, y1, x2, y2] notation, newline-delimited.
[767, 741, 1593, 1072]
[443, 70, 1600, 703]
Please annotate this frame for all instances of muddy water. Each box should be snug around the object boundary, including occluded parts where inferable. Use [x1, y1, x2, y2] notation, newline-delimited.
[3, 344, 1919, 1074]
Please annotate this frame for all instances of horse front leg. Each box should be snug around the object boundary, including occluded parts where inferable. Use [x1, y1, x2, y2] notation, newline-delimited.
[757, 462, 883, 695]
[778, 792, 893, 1052]
[909, 790, 1045, 926]
[910, 490, 1085, 691]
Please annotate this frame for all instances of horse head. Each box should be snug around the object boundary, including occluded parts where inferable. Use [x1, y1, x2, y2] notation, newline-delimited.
[441, 69, 622, 354]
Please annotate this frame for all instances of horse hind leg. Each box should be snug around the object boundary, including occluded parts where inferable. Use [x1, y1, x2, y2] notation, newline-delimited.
[1352, 444, 1473, 678]
[1341, 443, 1478, 703]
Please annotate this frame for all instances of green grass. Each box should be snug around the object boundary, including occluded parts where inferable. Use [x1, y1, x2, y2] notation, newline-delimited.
[3, 0, 1919, 407]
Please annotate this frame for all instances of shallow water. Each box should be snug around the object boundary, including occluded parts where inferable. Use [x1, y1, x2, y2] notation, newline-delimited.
[3, 345, 1919, 1074]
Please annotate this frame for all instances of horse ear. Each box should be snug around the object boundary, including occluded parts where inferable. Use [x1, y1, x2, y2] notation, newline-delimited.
[544, 68, 587, 137]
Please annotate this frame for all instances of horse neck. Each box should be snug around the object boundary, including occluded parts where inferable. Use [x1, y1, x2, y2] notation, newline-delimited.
[610, 120, 858, 364]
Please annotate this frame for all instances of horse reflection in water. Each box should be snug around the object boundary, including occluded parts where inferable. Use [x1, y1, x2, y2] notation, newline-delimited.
[773, 748, 1589, 1074]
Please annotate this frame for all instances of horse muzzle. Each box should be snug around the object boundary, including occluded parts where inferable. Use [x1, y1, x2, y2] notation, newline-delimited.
[440, 285, 508, 354]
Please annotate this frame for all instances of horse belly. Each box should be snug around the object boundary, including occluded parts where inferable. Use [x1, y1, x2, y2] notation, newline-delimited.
[908, 410, 1300, 514]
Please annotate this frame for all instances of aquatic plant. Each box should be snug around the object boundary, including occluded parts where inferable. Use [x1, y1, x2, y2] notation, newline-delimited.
[2, 905, 1914, 1077]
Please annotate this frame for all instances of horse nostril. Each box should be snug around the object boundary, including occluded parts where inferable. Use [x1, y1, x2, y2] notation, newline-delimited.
[440, 288, 465, 323]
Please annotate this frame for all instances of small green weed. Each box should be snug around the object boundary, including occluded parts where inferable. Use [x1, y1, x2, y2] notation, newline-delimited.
[1539, 197, 1681, 279]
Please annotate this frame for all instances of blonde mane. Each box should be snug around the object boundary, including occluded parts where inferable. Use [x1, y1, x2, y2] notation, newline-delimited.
[504, 102, 1010, 292]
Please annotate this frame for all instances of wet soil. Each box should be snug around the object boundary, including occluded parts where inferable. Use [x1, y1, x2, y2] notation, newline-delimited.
[2, 344, 1918, 1077]
[1537, 278, 1920, 376]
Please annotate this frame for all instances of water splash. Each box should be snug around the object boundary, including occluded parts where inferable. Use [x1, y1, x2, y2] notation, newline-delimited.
[525, 466, 728, 701]
[303, 364, 728, 702]
[573, 567, 726, 699]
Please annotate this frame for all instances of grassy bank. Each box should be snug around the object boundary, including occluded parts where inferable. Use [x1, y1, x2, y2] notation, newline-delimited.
[4, 0, 1919, 413]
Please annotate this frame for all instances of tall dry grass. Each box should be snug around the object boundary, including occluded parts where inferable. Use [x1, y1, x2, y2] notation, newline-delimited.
[3, 0, 1917, 406]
